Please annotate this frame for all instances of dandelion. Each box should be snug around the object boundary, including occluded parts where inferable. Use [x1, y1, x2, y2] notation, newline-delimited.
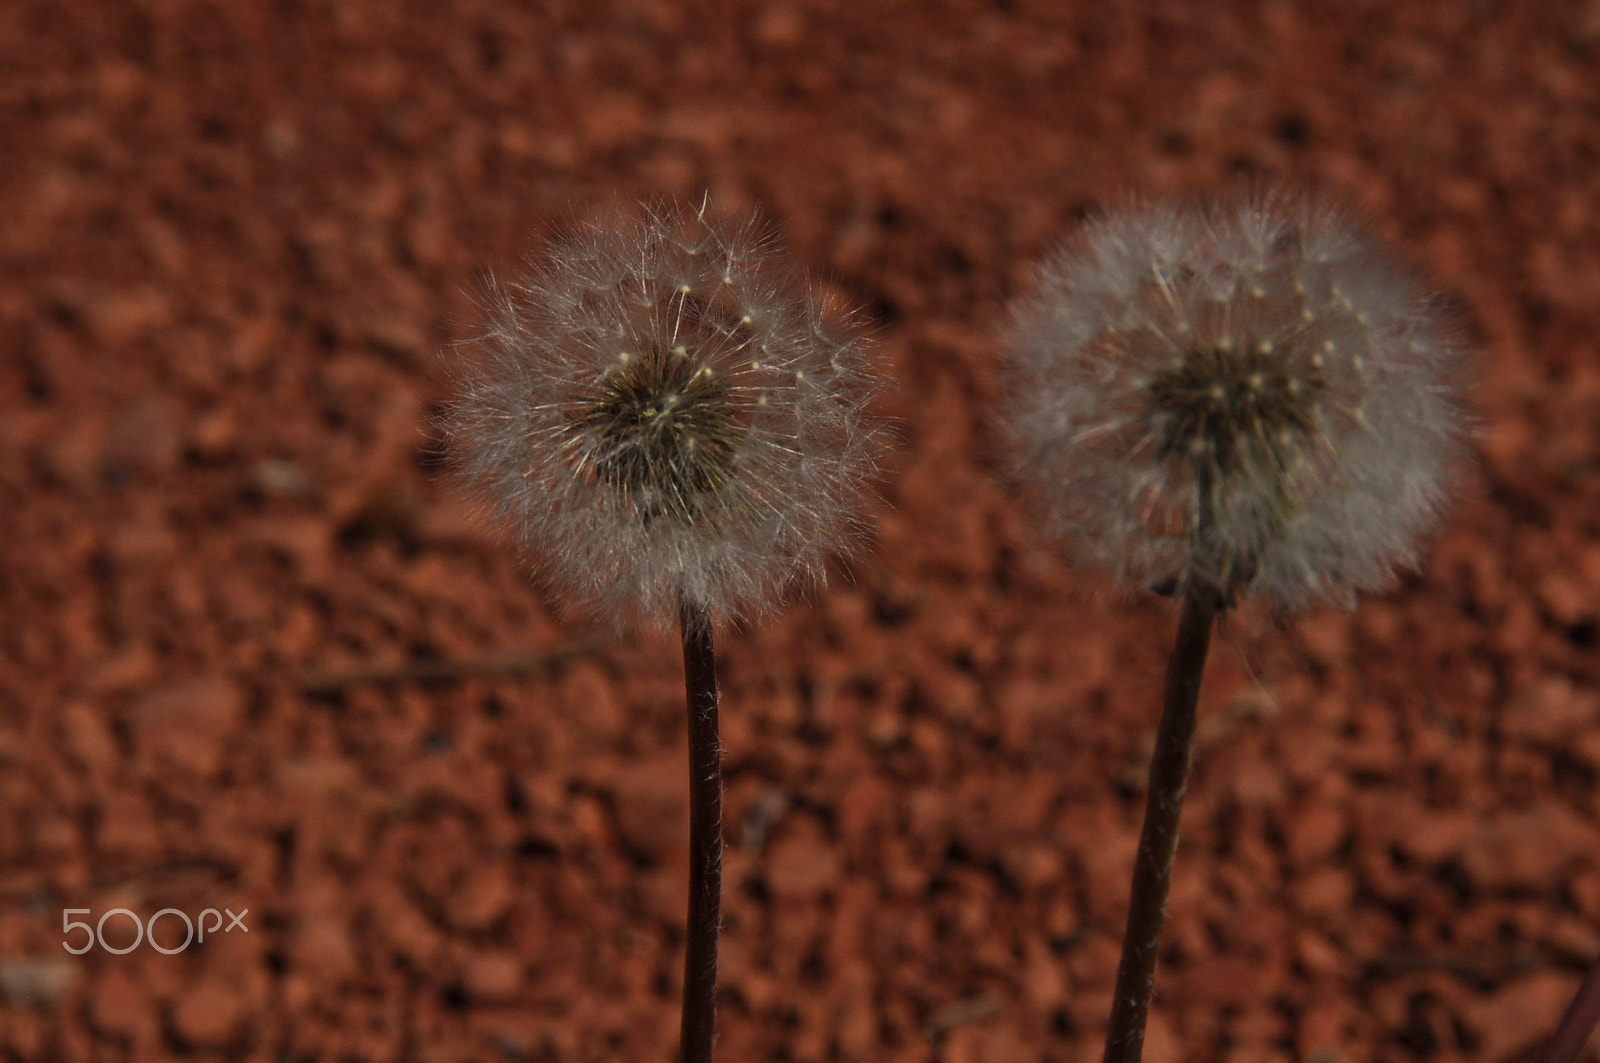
[1006, 193, 1465, 610]
[447, 199, 881, 629]
[443, 199, 882, 1063]
[1002, 191, 1468, 1063]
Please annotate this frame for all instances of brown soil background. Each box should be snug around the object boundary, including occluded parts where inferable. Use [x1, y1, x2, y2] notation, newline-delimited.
[5, 1, 1600, 1060]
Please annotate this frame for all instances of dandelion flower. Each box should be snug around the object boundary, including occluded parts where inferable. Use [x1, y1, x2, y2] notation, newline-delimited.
[445, 198, 882, 627]
[1005, 192, 1467, 609]
[441, 198, 883, 1063]
[1002, 192, 1469, 1063]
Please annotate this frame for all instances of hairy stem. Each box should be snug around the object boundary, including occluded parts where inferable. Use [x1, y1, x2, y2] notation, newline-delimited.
[679, 597, 723, 1063]
[1102, 585, 1219, 1063]
[1536, 952, 1600, 1063]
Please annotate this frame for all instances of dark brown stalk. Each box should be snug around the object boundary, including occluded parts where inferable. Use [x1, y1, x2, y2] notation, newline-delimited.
[679, 597, 723, 1063]
[1536, 952, 1600, 1063]
[1102, 583, 1220, 1063]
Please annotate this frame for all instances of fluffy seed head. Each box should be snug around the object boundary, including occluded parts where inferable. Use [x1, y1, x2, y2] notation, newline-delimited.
[444, 200, 882, 626]
[1005, 192, 1469, 609]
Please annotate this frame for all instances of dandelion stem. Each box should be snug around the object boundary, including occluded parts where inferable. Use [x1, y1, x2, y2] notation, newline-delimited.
[1535, 950, 1600, 1063]
[679, 596, 722, 1063]
[1102, 583, 1219, 1063]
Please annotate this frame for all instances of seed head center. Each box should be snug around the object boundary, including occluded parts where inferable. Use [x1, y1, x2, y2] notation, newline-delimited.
[1146, 341, 1326, 476]
[570, 345, 743, 524]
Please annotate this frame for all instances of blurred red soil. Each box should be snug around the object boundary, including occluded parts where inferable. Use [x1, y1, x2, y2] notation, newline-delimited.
[6, 1, 1600, 1060]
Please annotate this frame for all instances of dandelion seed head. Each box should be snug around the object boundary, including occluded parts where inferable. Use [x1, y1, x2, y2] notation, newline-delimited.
[1005, 191, 1469, 609]
[444, 200, 883, 626]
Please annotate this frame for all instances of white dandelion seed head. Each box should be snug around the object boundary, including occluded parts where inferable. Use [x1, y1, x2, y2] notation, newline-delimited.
[1004, 191, 1469, 610]
[443, 199, 884, 627]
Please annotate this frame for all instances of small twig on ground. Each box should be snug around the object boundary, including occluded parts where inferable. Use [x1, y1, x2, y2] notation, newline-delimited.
[924, 994, 999, 1040]
[298, 641, 606, 694]
[1537, 952, 1600, 1063]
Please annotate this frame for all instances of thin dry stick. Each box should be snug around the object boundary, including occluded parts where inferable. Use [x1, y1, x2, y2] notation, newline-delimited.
[679, 597, 723, 1063]
[1102, 586, 1220, 1063]
[297, 643, 604, 694]
[1536, 952, 1600, 1063]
